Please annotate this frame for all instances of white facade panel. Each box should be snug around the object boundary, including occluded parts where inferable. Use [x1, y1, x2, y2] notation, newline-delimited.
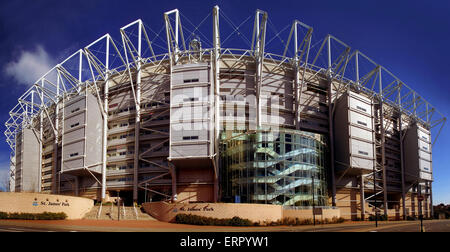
[64, 112, 86, 131]
[419, 159, 432, 173]
[171, 144, 208, 157]
[420, 171, 432, 181]
[349, 125, 372, 141]
[350, 138, 374, 158]
[63, 140, 85, 159]
[349, 96, 372, 115]
[64, 97, 85, 115]
[418, 138, 430, 152]
[63, 158, 84, 170]
[349, 111, 372, 130]
[350, 157, 373, 170]
[419, 149, 431, 161]
[64, 128, 85, 143]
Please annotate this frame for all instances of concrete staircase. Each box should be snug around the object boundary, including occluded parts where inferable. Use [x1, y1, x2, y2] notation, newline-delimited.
[83, 205, 156, 220]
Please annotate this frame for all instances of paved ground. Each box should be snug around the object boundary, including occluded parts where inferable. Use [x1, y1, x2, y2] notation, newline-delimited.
[0, 219, 449, 232]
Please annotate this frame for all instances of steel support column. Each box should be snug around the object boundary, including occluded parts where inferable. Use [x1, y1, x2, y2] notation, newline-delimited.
[101, 37, 110, 202]
[399, 114, 407, 219]
[252, 9, 267, 129]
[360, 175, 365, 220]
[165, 9, 183, 202]
[133, 24, 142, 203]
[379, 100, 388, 216]
[429, 182, 434, 218]
[212, 5, 220, 202]
[326, 36, 336, 206]
[36, 90, 43, 193]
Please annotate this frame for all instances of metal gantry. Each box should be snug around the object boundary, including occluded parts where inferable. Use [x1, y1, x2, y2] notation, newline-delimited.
[4, 6, 446, 215]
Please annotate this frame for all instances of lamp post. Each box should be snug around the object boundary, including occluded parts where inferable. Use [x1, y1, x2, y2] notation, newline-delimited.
[312, 175, 315, 226]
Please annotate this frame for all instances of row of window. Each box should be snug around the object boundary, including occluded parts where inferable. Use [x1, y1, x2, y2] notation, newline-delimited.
[107, 150, 135, 157]
[182, 136, 199, 140]
[107, 161, 169, 171]
[108, 128, 169, 141]
[183, 78, 199, 83]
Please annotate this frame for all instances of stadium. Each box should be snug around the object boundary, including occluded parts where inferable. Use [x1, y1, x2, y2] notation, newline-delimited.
[4, 6, 446, 220]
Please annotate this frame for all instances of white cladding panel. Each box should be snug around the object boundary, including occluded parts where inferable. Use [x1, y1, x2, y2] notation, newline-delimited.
[64, 128, 85, 143]
[350, 138, 374, 158]
[171, 87, 209, 103]
[349, 96, 372, 115]
[349, 111, 372, 130]
[64, 112, 85, 131]
[63, 140, 85, 159]
[170, 63, 211, 160]
[419, 159, 432, 173]
[351, 157, 373, 170]
[418, 138, 430, 152]
[350, 125, 372, 141]
[64, 97, 85, 115]
[419, 149, 431, 161]
[63, 158, 84, 171]
[417, 128, 430, 141]
[420, 171, 432, 181]
[171, 144, 209, 157]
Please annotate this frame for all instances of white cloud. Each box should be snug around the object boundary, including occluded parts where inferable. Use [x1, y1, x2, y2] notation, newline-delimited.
[4, 45, 55, 86]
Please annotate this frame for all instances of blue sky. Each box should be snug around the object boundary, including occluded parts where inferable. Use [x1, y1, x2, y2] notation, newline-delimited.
[0, 0, 449, 204]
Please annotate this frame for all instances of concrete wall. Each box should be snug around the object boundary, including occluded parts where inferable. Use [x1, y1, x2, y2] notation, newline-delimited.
[142, 201, 341, 223]
[0, 192, 94, 219]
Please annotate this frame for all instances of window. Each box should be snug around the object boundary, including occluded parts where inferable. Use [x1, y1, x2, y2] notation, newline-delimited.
[421, 136, 428, 141]
[356, 106, 367, 112]
[183, 78, 199, 83]
[71, 107, 80, 113]
[357, 121, 367, 126]
[183, 97, 199, 102]
[358, 150, 369, 156]
[70, 122, 80, 128]
[219, 70, 245, 80]
[422, 146, 428, 151]
[182, 136, 199, 140]
[69, 152, 79, 157]
[423, 167, 429, 171]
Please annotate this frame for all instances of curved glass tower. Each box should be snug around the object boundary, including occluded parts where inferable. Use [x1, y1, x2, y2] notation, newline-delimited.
[220, 128, 328, 206]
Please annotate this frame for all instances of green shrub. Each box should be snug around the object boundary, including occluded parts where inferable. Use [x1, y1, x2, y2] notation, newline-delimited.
[175, 214, 346, 227]
[175, 214, 253, 226]
[368, 214, 388, 221]
[0, 212, 9, 219]
[277, 216, 345, 226]
[0, 212, 67, 220]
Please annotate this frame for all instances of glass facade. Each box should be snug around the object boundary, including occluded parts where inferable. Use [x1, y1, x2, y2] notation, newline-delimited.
[220, 128, 328, 206]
